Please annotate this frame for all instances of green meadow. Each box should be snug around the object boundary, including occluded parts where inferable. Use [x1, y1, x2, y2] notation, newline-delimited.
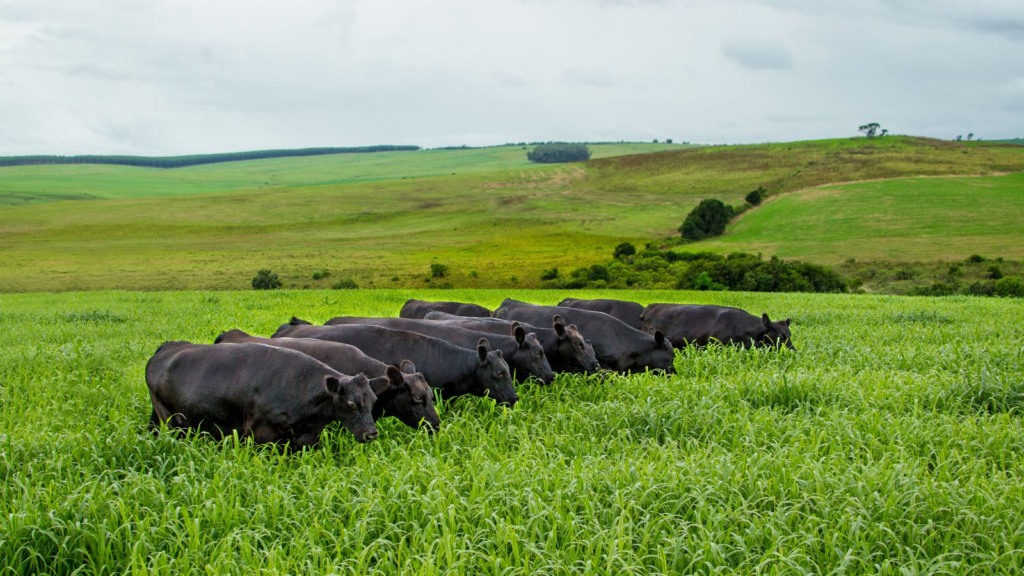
[2, 289, 1023, 574]
[1, 137, 1023, 292]
[697, 172, 1024, 262]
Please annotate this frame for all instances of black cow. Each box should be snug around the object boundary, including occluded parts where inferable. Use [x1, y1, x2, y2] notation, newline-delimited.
[640, 304, 795, 350]
[146, 341, 379, 448]
[399, 299, 492, 319]
[557, 297, 644, 329]
[272, 320, 518, 406]
[214, 329, 441, 431]
[323, 316, 554, 384]
[422, 311, 601, 374]
[493, 299, 675, 374]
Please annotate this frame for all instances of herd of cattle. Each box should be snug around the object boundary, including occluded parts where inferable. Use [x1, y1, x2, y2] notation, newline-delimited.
[145, 297, 795, 449]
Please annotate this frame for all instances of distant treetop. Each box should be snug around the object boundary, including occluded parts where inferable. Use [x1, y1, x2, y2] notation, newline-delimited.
[526, 143, 591, 164]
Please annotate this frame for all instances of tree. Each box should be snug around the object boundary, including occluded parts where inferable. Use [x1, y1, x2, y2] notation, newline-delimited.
[678, 199, 734, 241]
[526, 143, 591, 163]
[858, 122, 884, 138]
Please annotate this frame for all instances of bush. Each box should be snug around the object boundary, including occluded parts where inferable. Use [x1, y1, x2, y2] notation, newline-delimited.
[251, 269, 282, 290]
[679, 199, 734, 241]
[540, 267, 560, 281]
[613, 242, 637, 260]
[430, 263, 449, 278]
[526, 143, 591, 164]
[745, 186, 766, 206]
[332, 278, 358, 290]
[987, 265, 1004, 280]
[311, 269, 331, 280]
[966, 254, 985, 263]
[994, 276, 1024, 297]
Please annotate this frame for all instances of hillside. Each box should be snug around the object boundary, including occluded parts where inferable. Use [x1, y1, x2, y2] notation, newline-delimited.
[0, 137, 1022, 292]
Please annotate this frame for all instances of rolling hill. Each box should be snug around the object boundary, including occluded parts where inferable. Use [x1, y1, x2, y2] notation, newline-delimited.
[0, 137, 1022, 292]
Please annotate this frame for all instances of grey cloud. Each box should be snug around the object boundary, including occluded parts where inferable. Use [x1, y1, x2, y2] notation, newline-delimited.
[720, 39, 794, 70]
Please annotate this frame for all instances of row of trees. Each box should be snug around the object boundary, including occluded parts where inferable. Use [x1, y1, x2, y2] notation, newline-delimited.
[0, 145, 420, 169]
[541, 248, 847, 293]
[526, 143, 591, 163]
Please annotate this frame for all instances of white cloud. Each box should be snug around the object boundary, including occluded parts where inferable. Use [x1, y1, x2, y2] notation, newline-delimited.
[0, 0, 1022, 154]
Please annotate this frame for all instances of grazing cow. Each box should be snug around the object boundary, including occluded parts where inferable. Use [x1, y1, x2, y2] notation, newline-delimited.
[640, 304, 795, 350]
[214, 329, 440, 431]
[399, 299, 492, 319]
[272, 320, 518, 406]
[323, 316, 554, 384]
[146, 341, 379, 448]
[493, 299, 675, 374]
[422, 311, 601, 374]
[557, 297, 645, 329]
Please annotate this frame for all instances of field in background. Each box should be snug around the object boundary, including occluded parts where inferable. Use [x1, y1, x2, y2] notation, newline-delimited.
[695, 172, 1024, 263]
[1, 137, 1023, 292]
[1, 289, 1023, 573]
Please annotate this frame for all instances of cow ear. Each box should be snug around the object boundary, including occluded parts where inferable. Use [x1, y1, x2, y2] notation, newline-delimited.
[553, 319, 567, 338]
[386, 365, 404, 387]
[784, 318, 791, 327]
[291, 316, 313, 325]
[513, 324, 527, 345]
[369, 376, 393, 396]
[324, 375, 342, 395]
[477, 338, 491, 363]
[762, 313, 771, 327]
[400, 359, 417, 374]
[654, 330, 666, 346]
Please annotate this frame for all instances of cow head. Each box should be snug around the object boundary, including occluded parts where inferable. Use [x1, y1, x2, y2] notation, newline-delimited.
[370, 361, 441, 432]
[326, 373, 379, 443]
[759, 314, 795, 350]
[620, 329, 676, 374]
[511, 323, 555, 384]
[474, 338, 518, 407]
[553, 315, 600, 373]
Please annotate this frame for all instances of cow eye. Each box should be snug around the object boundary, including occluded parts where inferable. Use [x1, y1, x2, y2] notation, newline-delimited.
[415, 395, 426, 405]
[345, 400, 357, 410]
[536, 351, 543, 357]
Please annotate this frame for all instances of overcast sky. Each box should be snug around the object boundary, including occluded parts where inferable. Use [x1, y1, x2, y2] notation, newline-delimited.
[1, 0, 1022, 155]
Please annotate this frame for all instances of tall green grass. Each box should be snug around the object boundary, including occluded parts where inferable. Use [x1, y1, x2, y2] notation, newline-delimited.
[2, 289, 1023, 574]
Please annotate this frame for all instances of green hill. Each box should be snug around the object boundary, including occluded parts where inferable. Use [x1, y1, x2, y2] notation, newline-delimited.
[0, 137, 1022, 292]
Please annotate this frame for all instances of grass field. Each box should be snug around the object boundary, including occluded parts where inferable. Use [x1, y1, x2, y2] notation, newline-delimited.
[1, 137, 1023, 292]
[2, 289, 1023, 574]
[696, 172, 1024, 263]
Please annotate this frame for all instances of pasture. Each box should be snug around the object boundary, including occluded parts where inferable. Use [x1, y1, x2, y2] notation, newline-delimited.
[2, 289, 1023, 574]
[1, 137, 1023, 292]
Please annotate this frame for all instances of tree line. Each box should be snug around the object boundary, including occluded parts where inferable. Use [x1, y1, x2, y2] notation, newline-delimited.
[0, 145, 420, 169]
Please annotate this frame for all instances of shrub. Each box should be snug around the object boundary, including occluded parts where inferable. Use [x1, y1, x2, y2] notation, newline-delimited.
[311, 269, 331, 280]
[540, 267, 560, 281]
[745, 186, 766, 206]
[430, 263, 449, 278]
[332, 278, 358, 290]
[966, 254, 985, 263]
[994, 276, 1024, 297]
[967, 281, 995, 296]
[690, 272, 726, 291]
[987, 265, 1004, 280]
[251, 269, 282, 290]
[613, 242, 637, 260]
